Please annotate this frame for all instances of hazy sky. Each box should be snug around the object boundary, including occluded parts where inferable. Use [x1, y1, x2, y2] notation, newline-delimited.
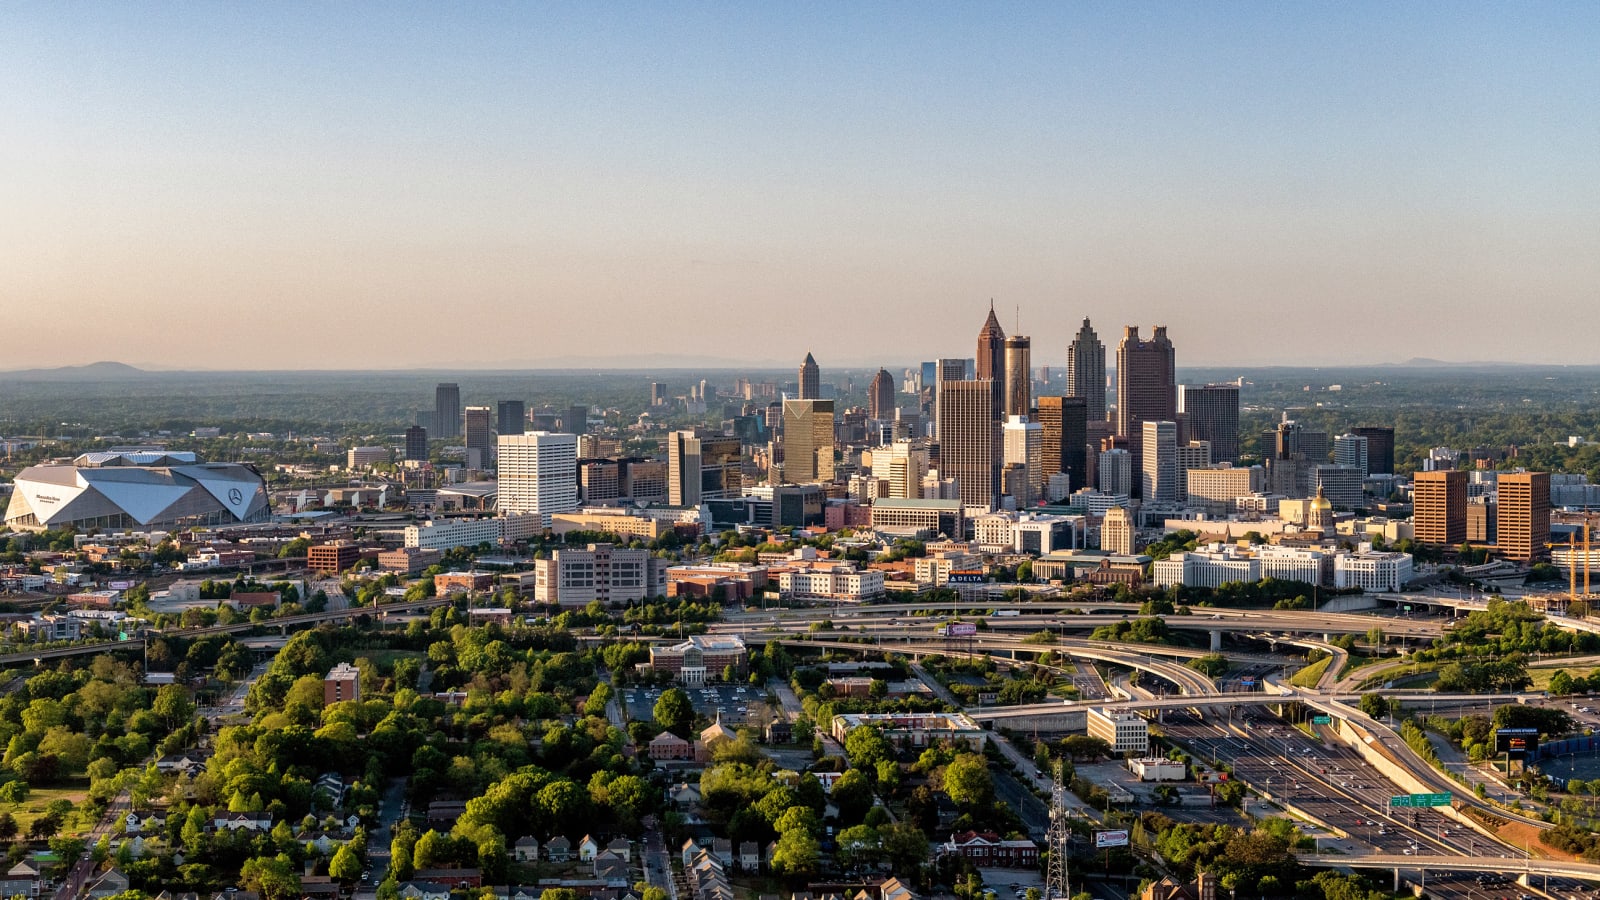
[4, 3, 1598, 370]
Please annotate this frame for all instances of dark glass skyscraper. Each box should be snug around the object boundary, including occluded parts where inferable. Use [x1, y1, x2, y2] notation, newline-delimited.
[1115, 326, 1177, 497]
[497, 400, 525, 437]
[1067, 318, 1106, 422]
[1353, 426, 1396, 475]
[1178, 383, 1240, 463]
[434, 382, 461, 439]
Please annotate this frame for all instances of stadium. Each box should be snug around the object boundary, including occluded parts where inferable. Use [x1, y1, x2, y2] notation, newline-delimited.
[4, 451, 270, 531]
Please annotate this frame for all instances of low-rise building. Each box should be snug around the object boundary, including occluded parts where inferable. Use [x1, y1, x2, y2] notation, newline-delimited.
[1128, 757, 1186, 781]
[1333, 544, 1414, 592]
[868, 498, 965, 538]
[938, 831, 1039, 867]
[664, 564, 767, 602]
[648, 634, 748, 685]
[775, 562, 885, 602]
[830, 712, 986, 749]
[307, 541, 361, 574]
[378, 546, 443, 575]
[434, 571, 497, 595]
[1087, 707, 1148, 755]
[534, 543, 658, 607]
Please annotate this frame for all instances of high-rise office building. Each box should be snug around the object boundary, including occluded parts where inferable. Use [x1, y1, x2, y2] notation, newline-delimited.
[498, 432, 579, 527]
[1354, 427, 1396, 476]
[464, 406, 493, 469]
[1036, 396, 1088, 499]
[651, 383, 668, 407]
[1413, 469, 1467, 546]
[404, 426, 428, 463]
[1176, 440, 1212, 501]
[798, 353, 820, 400]
[566, 405, 588, 435]
[1140, 420, 1180, 505]
[435, 383, 461, 439]
[869, 369, 895, 420]
[699, 435, 742, 500]
[932, 358, 968, 440]
[1177, 384, 1240, 463]
[976, 305, 1007, 424]
[938, 379, 1000, 511]
[780, 400, 835, 484]
[1004, 335, 1031, 417]
[1497, 471, 1551, 563]
[1115, 326, 1177, 496]
[873, 440, 930, 499]
[1002, 415, 1044, 506]
[1102, 506, 1135, 555]
[1067, 318, 1107, 423]
[1098, 448, 1134, 496]
[667, 431, 703, 506]
[1333, 433, 1370, 477]
[496, 401, 525, 438]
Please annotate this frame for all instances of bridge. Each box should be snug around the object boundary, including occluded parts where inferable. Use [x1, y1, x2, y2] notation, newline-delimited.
[1302, 853, 1600, 882]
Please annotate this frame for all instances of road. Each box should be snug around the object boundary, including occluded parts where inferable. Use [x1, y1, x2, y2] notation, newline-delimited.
[357, 778, 410, 898]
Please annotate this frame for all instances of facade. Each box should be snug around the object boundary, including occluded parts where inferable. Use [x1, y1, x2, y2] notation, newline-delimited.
[869, 498, 965, 538]
[938, 379, 1000, 511]
[405, 426, 429, 462]
[1333, 546, 1414, 591]
[798, 352, 820, 400]
[649, 635, 747, 685]
[665, 564, 767, 601]
[377, 547, 443, 575]
[1315, 464, 1366, 511]
[1151, 545, 1260, 589]
[780, 400, 835, 484]
[1115, 325, 1177, 495]
[1004, 335, 1031, 417]
[668, 431, 703, 507]
[1333, 433, 1369, 476]
[1175, 440, 1212, 501]
[404, 516, 522, 551]
[5, 452, 270, 531]
[1177, 383, 1240, 463]
[1001, 415, 1043, 506]
[1036, 396, 1088, 499]
[1353, 426, 1396, 476]
[498, 432, 579, 527]
[1098, 448, 1134, 496]
[776, 563, 885, 602]
[347, 446, 389, 470]
[435, 383, 461, 439]
[1257, 546, 1325, 584]
[873, 440, 930, 499]
[308, 541, 361, 574]
[1140, 420, 1180, 504]
[932, 357, 969, 441]
[869, 369, 896, 421]
[579, 460, 621, 503]
[324, 662, 361, 705]
[939, 831, 1039, 867]
[1413, 469, 1468, 546]
[1087, 707, 1149, 754]
[1497, 471, 1551, 563]
[496, 400, 526, 437]
[1184, 464, 1263, 514]
[1101, 506, 1135, 555]
[461, 405, 493, 469]
[534, 543, 654, 607]
[831, 711, 986, 748]
[1067, 318, 1107, 422]
[620, 458, 668, 503]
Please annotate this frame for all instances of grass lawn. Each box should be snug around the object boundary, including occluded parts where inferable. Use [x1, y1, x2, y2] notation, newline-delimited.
[1289, 656, 1332, 688]
[1530, 667, 1600, 691]
[1336, 654, 1384, 680]
[4, 781, 92, 836]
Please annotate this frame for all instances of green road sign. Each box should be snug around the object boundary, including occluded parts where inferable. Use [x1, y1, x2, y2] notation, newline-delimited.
[1390, 793, 1451, 807]
[1312, 715, 1332, 725]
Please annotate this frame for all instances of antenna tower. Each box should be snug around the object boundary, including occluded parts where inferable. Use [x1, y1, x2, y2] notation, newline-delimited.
[1046, 758, 1070, 900]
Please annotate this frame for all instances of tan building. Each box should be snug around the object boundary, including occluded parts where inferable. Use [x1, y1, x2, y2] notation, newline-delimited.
[938, 379, 1000, 511]
[1087, 707, 1148, 754]
[1101, 506, 1135, 555]
[1413, 470, 1467, 546]
[377, 547, 442, 576]
[535, 543, 655, 607]
[549, 508, 673, 540]
[1497, 471, 1551, 563]
[1184, 464, 1263, 514]
[780, 400, 835, 484]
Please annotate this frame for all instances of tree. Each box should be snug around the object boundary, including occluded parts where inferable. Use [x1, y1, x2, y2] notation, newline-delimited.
[770, 828, 820, 876]
[152, 684, 195, 729]
[0, 812, 16, 841]
[330, 844, 362, 882]
[537, 780, 589, 834]
[1358, 693, 1390, 719]
[831, 769, 875, 826]
[843, 725, 893, 768]
[880, 821, 929, 872]
[943, 754, 994, 809]
[654, 688, 694, 736]
[240, 855, 302, 900]
[1551, 671, 1575, 697]
[836, 824, 883, 871]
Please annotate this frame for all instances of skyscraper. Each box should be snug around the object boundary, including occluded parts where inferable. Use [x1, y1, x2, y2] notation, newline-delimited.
[1102, 506, 1135, 555]
[496, 400, 525, 437]
[1333, 433, 1370, 476]
[566, 405, 587, 435]
[498, 431, 579, 527]
[798, 353, 820, 400]
[667, 431, 703, 506]
[404, 426, 428, 463]
[1353, 427, 1396, 476]
[1036, 396, 1088, 500]
[1098, 448, 1133, 496]
[976, 305, 1006, 423]
[464, 406, 492, 469]
[780, 400, 834, 484]
[1067, 318, 1106, 422]
[1002, 415, 1043, 506]
[434, 383, 461, 439]
[869, 369, 895, 420]
[1115, 326, 1177, 495]
[1004, 335, 1031, 417]
[932, 358, 967, 440]
[698, 435, 743, 500]
[1413, 469, 1467, 546]
[938, 379, 1000, 511]
[1140, 420, 1180, 505]
[651, 383, 668, 407]
[1497, 471, 1551, 563]
[1178, 384, 1240, 463]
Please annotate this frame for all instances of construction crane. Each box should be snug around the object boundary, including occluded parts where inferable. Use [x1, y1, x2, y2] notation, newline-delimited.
[1546, 514, 1600, 611]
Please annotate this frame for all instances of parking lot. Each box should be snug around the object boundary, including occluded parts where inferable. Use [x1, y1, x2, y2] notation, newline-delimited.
[622, 683, 775, 729]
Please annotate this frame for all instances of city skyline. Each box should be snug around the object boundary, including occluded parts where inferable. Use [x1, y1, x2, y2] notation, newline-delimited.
[5, 4, 1599, 370]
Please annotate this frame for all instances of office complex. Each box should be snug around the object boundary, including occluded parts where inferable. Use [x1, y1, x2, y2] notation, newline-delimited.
[1115, 326, 1177, 495]
[1067, 318, 1107, 423]
[1101, 505, 1135, 555]
[405, 426, 429, 462]
[1004, 335, 1031, 417]
[668, 431, 703, 507]
[669, 431, 741, 505]
[780, 399, 834, 484]
[464, 405, 493, 469]
[534, 542, 655, 607]
[938, 379, 1000, 511]
[434, 383, 461, 439]
[1002, 415, 1043, 506]
[1177, 383, 1240, 463]
[1497, 471, 1551, 563]
[497, 431, 579, 527]
[566, 404, 587, 435]
[1036, 396, 1088, 500]
[1353, 427, 1396, 475]
[798, 352, 820, 400]
[497, 400, 525, 437]
[1098, 448, 1134, 496]
[1413, 469, 1467, 546]
[869, 368, 895, 420]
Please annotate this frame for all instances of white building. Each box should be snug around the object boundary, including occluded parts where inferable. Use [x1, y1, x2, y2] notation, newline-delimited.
[1333, 434, 1369, 477]
[1333, 544, 1414, 592]
[1176, 440, 1212, 502]
[777, 563, 885, 602]
[404, 517, 503, 551]
[972, 512, 1018, 552]
[915, 551, 982, 586]
[1013, 513, 1083, 555]
[1071, 489, 1130, 516]
[1315, 464, 1365, 511]
[1151, 544, 1261, 589]
[347, 446, 390, 470]
[1141, 421, 1179, 505]
[872, 441, 930, 500]
[1002, 416, 1043, 506]
[1128, 757, 1186, 781]
[497, 432, 579, 527]
[1256, 546, 1324, 585]
[534, 543, 657, 607]
[1087, 707, 1149, 755]
[1097, 449, 1133, 496]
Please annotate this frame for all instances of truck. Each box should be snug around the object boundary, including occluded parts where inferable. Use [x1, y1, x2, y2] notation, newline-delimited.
[993, 609, 1021, 617]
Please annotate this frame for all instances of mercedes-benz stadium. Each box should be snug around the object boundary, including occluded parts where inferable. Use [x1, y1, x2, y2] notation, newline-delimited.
[4, 451, 270, 531]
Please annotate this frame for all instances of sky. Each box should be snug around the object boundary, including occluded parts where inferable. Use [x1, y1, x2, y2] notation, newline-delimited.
[3, 2, 1598, 370]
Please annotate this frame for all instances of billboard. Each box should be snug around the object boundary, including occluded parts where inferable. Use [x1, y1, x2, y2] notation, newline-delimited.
[947, 570, 985, 584]
[1496, 728, 1540, 759]
[944, 622, 978, 638]
[1095, 830, 1129, 849]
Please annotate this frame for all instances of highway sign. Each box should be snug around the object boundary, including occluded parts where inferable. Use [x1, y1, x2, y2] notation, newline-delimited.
[1312, 715, 1332, 725]
[1095, 830, 1130, 848]
[1390, 793, 1451, 807]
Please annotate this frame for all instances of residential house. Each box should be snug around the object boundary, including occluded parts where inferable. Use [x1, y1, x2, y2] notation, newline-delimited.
[669, 782, 701, 809]
[213, 811, 272, 832]
[546, 835, 572, 862]
[764, 722, 793, 744]
[880, 879, 919, 900]
[681, 838, 702, 867]
[513, 836, 540, 862]
[594, 851, 628, 882]
[709, 838, 733, 867]
[86, 869, 131, 900]
[398, 884, 452, 900]
[605, 837, 631, 862]
[737, 842, 760, 872]
[126, 811, 167, 834]
[579, 834, 601, 862]
[414, 869, 482, 888]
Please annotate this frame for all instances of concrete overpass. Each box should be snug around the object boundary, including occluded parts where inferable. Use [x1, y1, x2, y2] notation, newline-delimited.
[1302, 853, 1600, 883]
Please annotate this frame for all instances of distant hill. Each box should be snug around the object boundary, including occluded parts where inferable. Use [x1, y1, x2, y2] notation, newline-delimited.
[0, 361, 152, 381]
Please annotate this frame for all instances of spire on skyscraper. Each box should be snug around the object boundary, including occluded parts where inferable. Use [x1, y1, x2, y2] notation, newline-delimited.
[798, 352, 820, 400]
